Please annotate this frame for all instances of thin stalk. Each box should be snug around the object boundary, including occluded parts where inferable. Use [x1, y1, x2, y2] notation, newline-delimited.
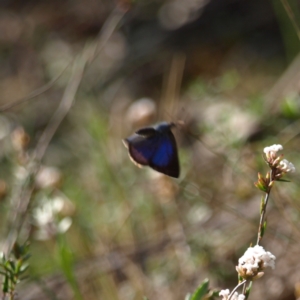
[228, 280, 247, 300]
[256, 169, 275, 245]
[256, 191, 270, 245]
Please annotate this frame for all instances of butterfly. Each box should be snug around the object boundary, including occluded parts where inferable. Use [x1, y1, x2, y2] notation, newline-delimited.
[123, 122, 180, 178]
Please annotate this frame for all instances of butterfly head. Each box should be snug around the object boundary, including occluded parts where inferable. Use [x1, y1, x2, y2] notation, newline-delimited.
[153, 121, 176, 133]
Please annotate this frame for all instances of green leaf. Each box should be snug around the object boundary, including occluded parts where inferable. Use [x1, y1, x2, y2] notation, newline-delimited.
[255, 182, 267, 192]
[261, 220, 267, 238]
[185, 294, 191, 300]
[19, 264, 29, 274]
[281, 97, 300, 119]
[275, 178, 291, 182]
[245, 281, 252, 299]
[190, 278, 209, 300]
[15, 260, 22, 274]
[211, 290, 220, 297]
[260, 196, 265, 214]
[22, 253, 31, 262]
[6, 260, 15, 272]
[2, 274, 9, 293]
[57, 237, 83, 300]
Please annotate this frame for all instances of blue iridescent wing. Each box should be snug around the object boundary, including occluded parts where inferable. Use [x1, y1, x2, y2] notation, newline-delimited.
[123, 124, 180, 178]
[148, 130, 179, 178]
[123, 128, 158, 166]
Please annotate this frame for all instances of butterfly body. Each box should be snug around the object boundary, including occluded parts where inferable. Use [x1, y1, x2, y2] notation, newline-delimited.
[123, 122, 180, 178]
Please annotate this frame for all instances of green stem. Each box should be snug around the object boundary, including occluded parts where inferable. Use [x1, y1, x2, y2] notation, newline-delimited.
[256, 191, 270, 245]
[256, 169, 276, 245]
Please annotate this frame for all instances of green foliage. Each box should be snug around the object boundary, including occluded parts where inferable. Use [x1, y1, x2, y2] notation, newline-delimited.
[56, 236, 83, 300]
[281, 96, 300, 119]
[245, 281, 252, 300]
[0, 242, 30, 300]
[260, 196, 265, 214]
[185, 279, 219, 300]
[276, 178, 291, 182]
[272, 0, 300, 62]
[261, 221, 267, 238]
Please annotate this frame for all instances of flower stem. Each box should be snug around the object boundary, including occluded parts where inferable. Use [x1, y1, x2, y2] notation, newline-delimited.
[228, 280, 247, 300]
[256, 169, 274, 245]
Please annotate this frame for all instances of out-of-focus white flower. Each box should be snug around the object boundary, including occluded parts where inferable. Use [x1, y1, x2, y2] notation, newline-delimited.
[126, 98, 156, 128]
[263, 144, 283, 154]
[234, 293, 245, 300]
[219, 289, 230, 299]
[279, 159, 295, 173]
[15, 166, 29, 181]
[33, 195, 73, 240]
[262, 144, 295, 178]
[263, 144, 283, 159]
[219, 289, 245, 300]
[33, 200, 54, 226]
[57, 217, 72, 233]
[236, 245, 275, 280]
[35, 166, 62, 189]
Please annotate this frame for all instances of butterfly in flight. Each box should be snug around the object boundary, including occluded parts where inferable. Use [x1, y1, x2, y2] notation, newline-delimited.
[123, 122, 180, 178]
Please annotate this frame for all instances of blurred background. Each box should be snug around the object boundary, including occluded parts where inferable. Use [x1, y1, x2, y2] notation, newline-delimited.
[0, 0, 300, 299]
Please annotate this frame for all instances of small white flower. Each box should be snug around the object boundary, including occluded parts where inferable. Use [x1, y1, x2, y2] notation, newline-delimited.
[263, 144, 283, 154]
[279, 159, 295, 173]
[15, 166, 29, 181]
[236, 245, 275, 279]
[35, 166, 62, 189]
[33, 201, 54, 226]
[219, 289, 245, 300]
[52, 197, 65, 213]
[263, 144, 283, 162]
[219, 289, 230, 299]
[33, 196, 73, 240]
[57, 217, 72, 233]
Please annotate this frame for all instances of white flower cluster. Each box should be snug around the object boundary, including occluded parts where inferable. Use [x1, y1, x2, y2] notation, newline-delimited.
[263, 144, 295, 174]
[236, 245, 275, 280]
[263, 144, 283, 155]
[219, 289, 245, 300]
[279, 159, 295, 173]
[33, 195, 74, 240]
